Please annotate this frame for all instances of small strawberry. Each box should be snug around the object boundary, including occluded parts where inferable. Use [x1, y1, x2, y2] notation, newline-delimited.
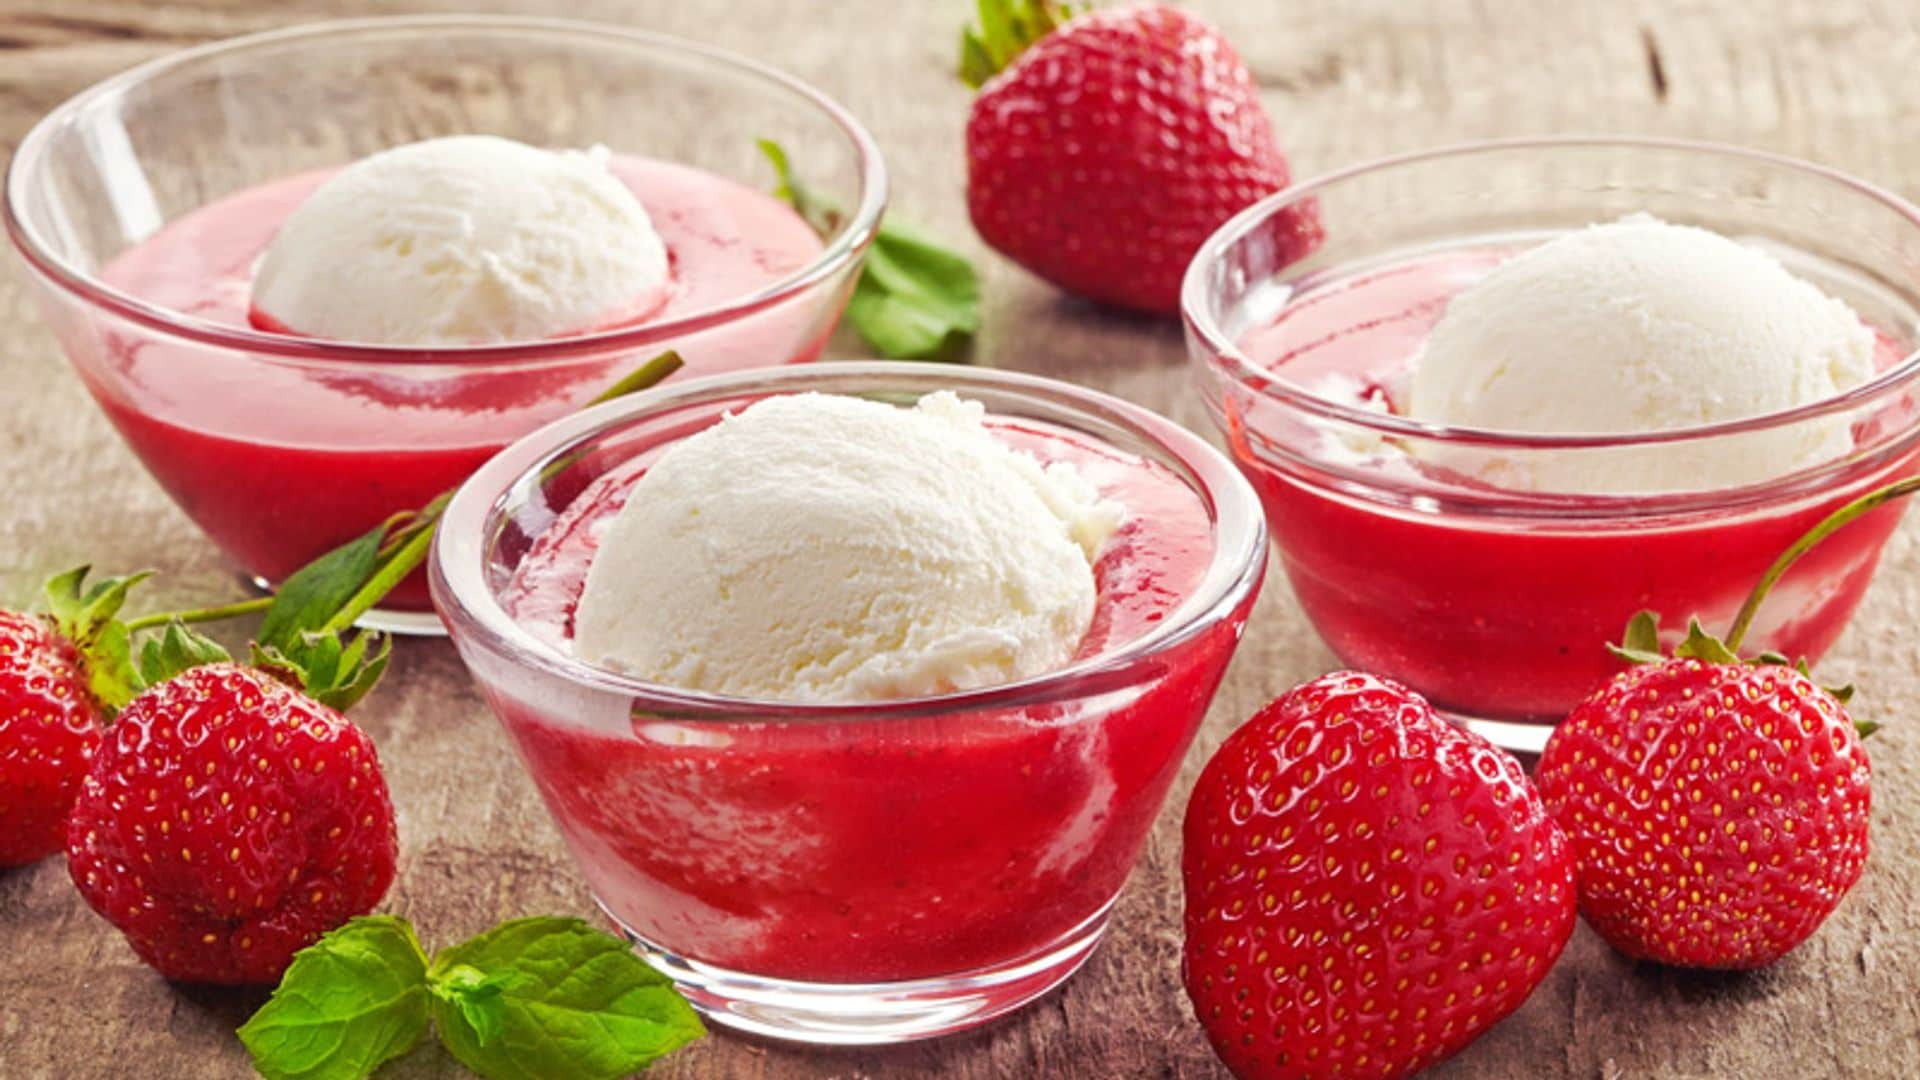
[67, 658, 398, 984]
[1537, 613, 1872, 969]
[1182, 672, 1575, 1080]
[0, 568, 146, 866]
[960, 1, 1317, 314]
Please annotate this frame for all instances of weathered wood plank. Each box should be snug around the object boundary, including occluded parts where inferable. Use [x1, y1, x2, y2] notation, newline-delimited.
[2, 2, 1918, 1077]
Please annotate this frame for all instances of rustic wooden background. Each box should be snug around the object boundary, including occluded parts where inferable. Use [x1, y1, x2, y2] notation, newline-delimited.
[4, 1, 1919, 1076]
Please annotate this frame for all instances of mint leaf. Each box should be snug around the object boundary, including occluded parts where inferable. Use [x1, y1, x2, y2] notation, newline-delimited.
[759, 139, 980, 361]
[427, 917, 703, 1080]
[239, 916, 431, 1080]
[138, 619, 232, 686]
[259, 524, 386, 652]
[849, 219, 982, 360]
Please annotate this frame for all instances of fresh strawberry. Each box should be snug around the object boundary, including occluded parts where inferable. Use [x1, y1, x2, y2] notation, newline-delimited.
[67, 661, 398, 984]
[961, 1, 1315, 314]
[0, 569, 146, 866]
[1182, 672, 1575, 1080]
[1537, 614, 1872, 969]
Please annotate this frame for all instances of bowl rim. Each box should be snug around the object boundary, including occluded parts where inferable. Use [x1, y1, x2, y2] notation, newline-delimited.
[2, 13, 888, 368]
[1181, 134, 1920, 451]
[429, 361, 1269, 721]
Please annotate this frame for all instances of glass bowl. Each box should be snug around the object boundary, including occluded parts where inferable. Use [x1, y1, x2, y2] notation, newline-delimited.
[1184, 137, 1920, 753]
[5, 15, 885, 633]
[430, 362, 1266, 1044]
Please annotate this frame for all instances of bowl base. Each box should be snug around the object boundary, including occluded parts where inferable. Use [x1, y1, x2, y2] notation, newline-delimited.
[1444, 709, 1555, 755]
[244, 574, 447, 637]
[603, 896, 1113, 1045]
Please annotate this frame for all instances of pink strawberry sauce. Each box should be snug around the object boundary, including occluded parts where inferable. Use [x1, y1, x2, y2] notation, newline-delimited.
[82, 156, 828, 611]
[482, 415, 1252, 983]
[1225, 250, 1917, 723]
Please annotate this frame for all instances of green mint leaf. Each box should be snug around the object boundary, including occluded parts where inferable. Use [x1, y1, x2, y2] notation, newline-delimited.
[759, 139, 981, 361]
[427, 917, 704, 1080]
[847, 219, 982, 360]
[429, 964, 519, 1048]
[252, 629, 392, 713]
[138, 620, 232, 686]
[238, 915, 431, 1080]
[259, 524, 386, 653]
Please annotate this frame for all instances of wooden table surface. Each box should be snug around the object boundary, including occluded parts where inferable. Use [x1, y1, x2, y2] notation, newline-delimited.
[4, 1, 1920, 1077]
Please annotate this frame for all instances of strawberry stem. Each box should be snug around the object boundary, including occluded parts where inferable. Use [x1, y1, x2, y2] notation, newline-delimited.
[320, 518, 440, 635]
[124, 596, 272, 633]
[1724, 474, 1920, 652]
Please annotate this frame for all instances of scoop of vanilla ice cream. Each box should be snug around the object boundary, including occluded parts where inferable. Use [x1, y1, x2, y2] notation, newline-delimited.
[252, 135, 668, 346]
[572, 391, 1124, 702]
[1406, 216, 1875, 494]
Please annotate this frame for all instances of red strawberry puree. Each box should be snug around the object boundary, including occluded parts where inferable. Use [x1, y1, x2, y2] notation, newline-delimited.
[82, 156, 827, 611]
[1227, 251, 1917, 722]
[482, 416, 1250, 983]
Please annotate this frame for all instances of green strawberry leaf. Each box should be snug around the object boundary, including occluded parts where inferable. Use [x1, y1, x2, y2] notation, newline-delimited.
[252, 629, 392, 713]
[1855, 718, 1881, 739]
[41, 565, 150, 710]
[259, 525, 386, 653]
[756, 138, 839, 236]
[426, 917, 704, 1080]
[959, 0, 1084, 88]
[759, 139, 980, 361]
[138, 620, 233, 686]
[238, 915, 431, 1080]
[1672, 618, 1741, 665]
[1606, 609, 1667, 666]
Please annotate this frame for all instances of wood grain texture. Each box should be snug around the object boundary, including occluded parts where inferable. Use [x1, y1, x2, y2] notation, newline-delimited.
[3, 1, 1919, 1076]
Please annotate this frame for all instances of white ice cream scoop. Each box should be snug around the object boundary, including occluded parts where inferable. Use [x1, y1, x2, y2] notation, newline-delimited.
[572, 391, 1123, 702]
[251, 135, 669, 346]
[1406, 216, 1875, 494]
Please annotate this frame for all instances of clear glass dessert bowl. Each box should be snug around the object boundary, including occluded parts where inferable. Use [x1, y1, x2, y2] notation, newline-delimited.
[5, 15, 885, 633]
[430, 362, 1266, 1044]
[1184, 137, 1920, 753]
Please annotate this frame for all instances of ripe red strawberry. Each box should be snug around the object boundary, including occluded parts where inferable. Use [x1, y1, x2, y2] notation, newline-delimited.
[0, 569, 146, 866]
[66, 663, 398, 984]
[1537, 618, 1872, 969]
[0, 612, 99, 865]
[1182, 672, 1575, 1080]
[961, 1, 1316, 314]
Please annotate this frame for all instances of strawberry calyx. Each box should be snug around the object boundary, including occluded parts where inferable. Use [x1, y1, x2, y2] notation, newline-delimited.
[1608, 611, 1870, 738]
[959, 0, 1089, 89]
[40, 566, 150, 714]
[1599, 473, 1920, 742]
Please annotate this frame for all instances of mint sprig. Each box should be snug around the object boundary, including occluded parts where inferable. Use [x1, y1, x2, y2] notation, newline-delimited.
[238, 916, 430, 1080]
[241, 916, 702, 1080]
[759, 139, 981, 361]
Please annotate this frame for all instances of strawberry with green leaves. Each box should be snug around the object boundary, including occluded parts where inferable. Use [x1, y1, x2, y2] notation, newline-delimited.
[960, 1, 1314, 314]
[0, 568, 145, 865]
[1537, 477, 1910, 970]
[65, 521, 410, 985]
